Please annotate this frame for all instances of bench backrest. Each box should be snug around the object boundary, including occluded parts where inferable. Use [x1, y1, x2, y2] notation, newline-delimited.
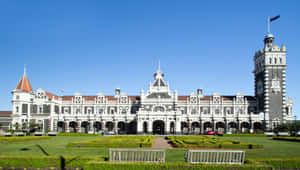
[185, 150, 245, 164]
[109, 148, 165, 163]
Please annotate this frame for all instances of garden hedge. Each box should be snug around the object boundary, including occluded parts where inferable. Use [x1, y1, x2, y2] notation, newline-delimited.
[1, 156, 300, 169]
[68, 135, 154, 148]
[0, 136, 51, 143]
[166, 136, 263, 149]
[272, 137, 300, 142]
[56, 132, 102, 136]
[222, 133, 266, 137]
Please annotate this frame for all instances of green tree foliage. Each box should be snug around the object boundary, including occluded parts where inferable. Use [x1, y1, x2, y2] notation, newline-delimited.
[274, 122, 300, 135]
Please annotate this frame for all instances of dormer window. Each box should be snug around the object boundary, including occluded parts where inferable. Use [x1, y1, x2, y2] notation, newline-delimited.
[236, 96, 244, 104]
[120, 96, 127, 104]
[75, 96, 81, 104]
[98, 96, 104, 104]
[190, 97, 197, 104]
[213, 96, 220, 104]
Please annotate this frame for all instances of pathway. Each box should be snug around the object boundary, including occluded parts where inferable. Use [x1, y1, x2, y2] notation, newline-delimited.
[152, 137, 173, 149]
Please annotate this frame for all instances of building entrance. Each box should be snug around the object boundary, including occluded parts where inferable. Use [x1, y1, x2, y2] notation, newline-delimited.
[153, 120, 165, 135]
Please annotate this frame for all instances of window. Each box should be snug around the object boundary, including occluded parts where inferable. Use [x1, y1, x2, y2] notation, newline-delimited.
[274, 58, 277, 64]
[16, 106, 19, 113]
[75, 97, 81, 104]
[98, 97, 104, 103]
[76, 109, 81, 114]
[120, 97, 127, 104]
[269, 58, 272, 64]
[213, 96, 220, 104]
[98, 109, 103, 114]
[226, 108, 232, 114]
[191, 109, 197, 114]
[203, 108, 208, 114]
[215, 109, 220, 114]
[16, 95, 20, 100]
[280, 58, 282, 64]
[122, 109, 127, 114]
[190, 97, 197, 104]
[154, 106, 165, 112]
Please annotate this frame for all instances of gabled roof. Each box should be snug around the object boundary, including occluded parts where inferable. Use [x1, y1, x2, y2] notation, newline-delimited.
[0, 111, 12, 117]
[16, 73, 33, 92]
[45, 92, 59, 100]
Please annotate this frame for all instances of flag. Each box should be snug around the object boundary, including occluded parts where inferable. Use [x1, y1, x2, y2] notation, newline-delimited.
[270, 15, 280, 22]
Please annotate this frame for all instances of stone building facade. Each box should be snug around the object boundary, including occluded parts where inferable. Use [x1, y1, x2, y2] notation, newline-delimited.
[10, 32, 293, 134]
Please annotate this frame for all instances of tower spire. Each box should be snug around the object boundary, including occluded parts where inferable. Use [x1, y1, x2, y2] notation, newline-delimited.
[158, 59, 160, 71]
[15, 66, 33, 92]
[24, 64, 26, 76]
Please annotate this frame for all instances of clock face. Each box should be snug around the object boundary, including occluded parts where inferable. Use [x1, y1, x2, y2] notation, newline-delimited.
[257, 81, 263, 94]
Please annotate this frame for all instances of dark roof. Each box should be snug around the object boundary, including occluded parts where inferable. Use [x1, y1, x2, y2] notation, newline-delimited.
[0, 111, 12, 116]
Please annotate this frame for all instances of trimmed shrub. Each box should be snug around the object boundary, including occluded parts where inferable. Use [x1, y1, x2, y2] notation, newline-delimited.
[166, 136, 263, 149]
[272, 137, 300, 142]
[0, 136, 51, 143]
[223, 133, 266, 137]
[56, 132, 102, 136]
[68, 135, 154, 148]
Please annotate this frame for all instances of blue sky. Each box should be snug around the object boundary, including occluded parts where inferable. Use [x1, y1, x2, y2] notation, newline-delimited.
[0, 0, 299, 118]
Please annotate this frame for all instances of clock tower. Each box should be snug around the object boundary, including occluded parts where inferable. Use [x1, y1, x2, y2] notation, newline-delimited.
[254, 32, 293, 130]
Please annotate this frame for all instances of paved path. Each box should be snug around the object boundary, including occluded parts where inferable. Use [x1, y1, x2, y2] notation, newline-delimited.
[152, 137, 173, 149]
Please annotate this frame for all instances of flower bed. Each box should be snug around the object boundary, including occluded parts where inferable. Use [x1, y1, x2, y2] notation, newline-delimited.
[0, 136, 51, 143]
[272, 137, 300, 142]
[166, 136, 263, 149]
[68, 136, 154, 148]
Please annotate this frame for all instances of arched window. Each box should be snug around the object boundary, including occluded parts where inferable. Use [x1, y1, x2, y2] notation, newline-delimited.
[154, 106, 165, 112]
[269, 58, 272, 64]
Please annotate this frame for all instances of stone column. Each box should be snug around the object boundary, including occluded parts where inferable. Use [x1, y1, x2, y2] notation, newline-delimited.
[165, 120, 170, 135]
[175, 120, 181, 135]
[148, 120, 153, 134]
[200, 120, 204, 134]
[65, 121, 69, 132]
[114, 121, 118, 134]
[137, 119, 144, 134]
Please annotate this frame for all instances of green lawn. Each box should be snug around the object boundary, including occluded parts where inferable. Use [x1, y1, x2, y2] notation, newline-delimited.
[0, 136, 300, 162]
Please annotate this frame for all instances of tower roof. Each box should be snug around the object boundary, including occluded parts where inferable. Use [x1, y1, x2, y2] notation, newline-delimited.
[15, 68, 33, 92]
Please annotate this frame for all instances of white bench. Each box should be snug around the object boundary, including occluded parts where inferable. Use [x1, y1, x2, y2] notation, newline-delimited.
[185, 150, 245, 164]
[109, 148, 165, 163]
[264, 132, 275, 137]
[34, 132, 44, 136]
[14, 132, 25, 136]
[47, 132, 58, 136]
[278, 132, 289, 136]
[4, 132, 12, 137]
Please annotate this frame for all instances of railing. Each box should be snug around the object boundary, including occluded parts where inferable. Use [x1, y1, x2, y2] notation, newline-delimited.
[109, 148, 165, 163]
[185, 150, 245, 164]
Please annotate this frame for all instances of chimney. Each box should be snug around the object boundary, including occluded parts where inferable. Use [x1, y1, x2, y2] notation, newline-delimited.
[115, 88, 120, 98]
[197, 88, 203, 96]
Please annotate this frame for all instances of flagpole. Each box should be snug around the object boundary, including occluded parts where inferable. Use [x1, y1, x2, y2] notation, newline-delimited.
[267, 16, 270, 33]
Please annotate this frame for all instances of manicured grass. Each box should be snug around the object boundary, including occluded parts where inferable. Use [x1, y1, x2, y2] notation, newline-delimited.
[0, 136, 108, 156]
[0, 136, 51, 143]
[221, 136, 300, 159]
[68, 135, 154, 148]
[0, 136, 300, 161]
[166, 136, 263, 149]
